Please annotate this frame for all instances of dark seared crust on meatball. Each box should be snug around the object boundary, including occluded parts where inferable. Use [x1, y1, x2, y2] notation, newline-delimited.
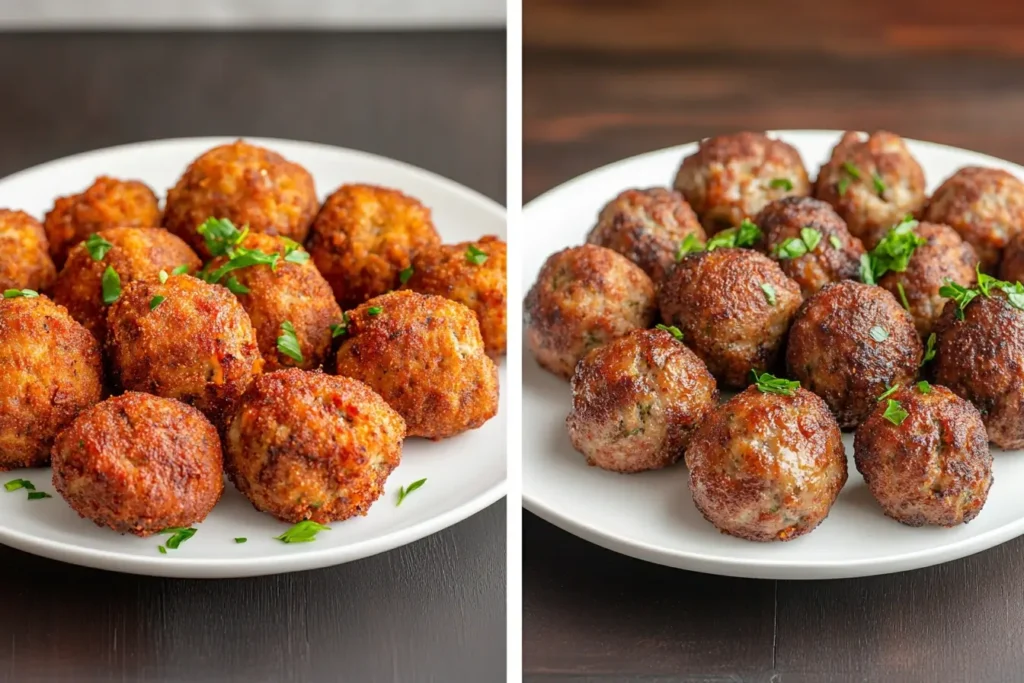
[999, 230, 1024, 285]
[673, 132, 811, 234]
[163, 140, 318, 259]
[786, 281, 922, 428]
[525, 244, 657, 380]
[0, 295, 103, 469]
[659, 248, 802, 388]
[878, 222, 978, 338]
[814, 131, 926, 248]
[0, 210, 56, 292]
[403, 235, 507, 358]
[335, 291, 498, 440]
[566, 329, 719, 473]
[105, 274, 263, 426]
[44, 176, 161, 268]
[307, 184, 442, 310]
[50, 227, 201, 345]
[51, 392, 223, 536]
[686, 387, 847, 542]
[586, 187, 705, 282]
[226, 369, 405, 523]
[924, 166, 1024, 273]
[854, 385, 991, 527]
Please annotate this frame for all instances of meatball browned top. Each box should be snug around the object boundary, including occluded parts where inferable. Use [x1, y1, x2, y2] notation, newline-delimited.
[999, 231, 1024, 285]
[0, 210, 56, 292]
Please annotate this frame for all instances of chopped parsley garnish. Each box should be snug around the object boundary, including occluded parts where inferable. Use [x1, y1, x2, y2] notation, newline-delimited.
[204, 249, 279, 285]
[877, 384, 900, 401]
[4, 479, 34, 492]
[197, 217, 281, 284]
[655, 323, 683, 341]
[225, 276, 250, 295]
[896, 282, 910, 311]
[330, 312, 351, 338]
[829, 235, 842, 250]
[399, 266, 414, 284]
[770, 178, 793, 191]
[859, 253, 876, 285]
[171, 264, 190, 276]
[872, 172, 887, 195]
[158, 270, 169, 284]
[160, 527, 197, 549]
[27, 491, 51, 500]
[800, 227, 822, 251]
[883, 399, 909, 426]
[101, 266, 121, 305]
[466, 244, 488, 265]
[277, 321, 303, 364]
[761, 283, 776, 306]
[939, 267, 1024, 320]
[234, 537, 247, 544]
[158, 545, 167, 554]
[837, 177, 851, 196]
[3, 289, 38, 299]
[842, 161, 862, 179]
[751, 370, 800, 396]
[921, 333, 937, 366]
[863, 216, 925, 282]
[917, 380, 932, 394]
[149, 295, 166, 311]
[396, 478, 427, 506]
[675, 233, 704, 261]
[869, 325, 889, 342]
[85, 233, 113, 261]
[282, 237, 309, 264]
[367, 306, 382, 316]
[706, 219, 762, 251]
[275, 520, 331, 543]
[775, 227, 822, 260]
[939, 280, 980, 320]
[197, 217, 245, 256]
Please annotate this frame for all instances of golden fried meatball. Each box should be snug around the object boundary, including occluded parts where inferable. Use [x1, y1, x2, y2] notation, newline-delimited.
[206, 232, 341, 371]
[786, 281, 922, 429]
[163, 140, 318, 259]
[307, 184, 442, 309]
[403, 235, 507, 357]
[43, 176, 161, 268]
[854, 384, 991, 527]
[106, 274, 263, 425]
[999, 230, 1024, 285]
[673, 132, 811, 234]
[0, 210, 56, 292]
[923, 166, 1024, 273]
[687, 386, 847, 542]
[50, 227, 201, 345]
[586, 187, 705, 282]
[877, 222, 978, 338]
[659, 248, 801, 388]
[226, 369, 405, 523]
[814, 131, 926, 248]
[335, 291, 497, 439]
[566, 328, 718, 473]
[754, 196, 865, 297]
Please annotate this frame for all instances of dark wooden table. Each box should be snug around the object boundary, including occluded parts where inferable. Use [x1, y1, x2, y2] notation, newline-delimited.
[0, 31, 506, 683]
[524, 3, 1024, 681]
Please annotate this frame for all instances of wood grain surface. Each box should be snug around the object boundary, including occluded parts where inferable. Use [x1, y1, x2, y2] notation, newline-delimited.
[0, 31, 506, 683]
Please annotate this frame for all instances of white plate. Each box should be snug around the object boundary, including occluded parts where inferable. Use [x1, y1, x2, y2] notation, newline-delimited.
[522, 130, 1024, 580]
[0, 137, 506, 578]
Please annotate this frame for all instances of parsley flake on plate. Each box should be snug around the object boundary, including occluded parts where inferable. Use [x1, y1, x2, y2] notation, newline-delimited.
[276, 520, 331, 543]
[396, 478, 427, 506]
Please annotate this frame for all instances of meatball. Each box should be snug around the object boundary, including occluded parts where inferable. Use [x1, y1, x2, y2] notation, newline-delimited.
[673, 132, 811, 234]
[923, 166, 1024, 273]
[585, 187, 705, 282]
[814, 131, 926, 248]
[786, 281, 922, 428]
[999, 230, 1024, 284]
[525, 244, 657, 380]
[877, 222, 978, 338]
[205, 232, 341, 371]
[44, 176, 161, 268]
[0, 210, 56, 292]
[51, 392, 223, 536]
[686, 386, 847, 542]
[163, 140, 318, 259]
[226, 369, 405, 523]
[854, 384, 991, 527]
[50, 227, 201, 345]
[566, 328, 718, 473]
[105, 274, 263, 425]
[0, 294, 103, 469]
[307, 184, 442, 309]
[753, 196, 865, 297]
[335, 291, 498, 440]
[659, 248, 801, 388]
[403, 235, 507, 357]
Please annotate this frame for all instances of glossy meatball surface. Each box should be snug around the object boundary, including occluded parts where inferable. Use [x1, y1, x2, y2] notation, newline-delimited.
[999, 230, 1024, 285]
[0, 210, 56, 292]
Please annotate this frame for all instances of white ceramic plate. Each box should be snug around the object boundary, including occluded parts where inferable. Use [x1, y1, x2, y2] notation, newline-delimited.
[0, 137, 507, 578]
[522, 130, 1024, 579]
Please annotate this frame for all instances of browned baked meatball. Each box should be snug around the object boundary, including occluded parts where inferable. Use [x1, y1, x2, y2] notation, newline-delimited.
[0, 294, 103, 469]
[525, 244, 657, 380]
[403, 235, 507, 357]
[335, 291, 498, 440]
[586, 187, 705, 282]
[999, 230, 1024, 285]
[854, 384, 991, 527]
[106, 274, 263, 425]
[786, 281, 922, 428]
[673, 132, 811, 234]
[226, 369, 405, 523]
[923, 166, 1024, 273]
[687, 385, 847, 542]
[566, 328, 718, 473]
[659, 248, 802, 388]
[814, 131, 926, 248]
[51, 392, 223, 536]
[50, 227, 201, 345]
[44, 176, 161, 268]
[0, 210, 56, 292]
[877, 222, 978, 338]
[163, 140, 318, 259]
[307, 184, 442, 309]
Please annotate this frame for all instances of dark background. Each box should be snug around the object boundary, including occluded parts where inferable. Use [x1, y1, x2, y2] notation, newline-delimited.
[523, 1, 1024, 682]
[0, 31, 506, 683]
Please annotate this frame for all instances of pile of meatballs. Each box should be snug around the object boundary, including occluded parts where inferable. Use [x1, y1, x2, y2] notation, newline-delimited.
[0, 139, 506, 540]
[526, 130, 1024, 542]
